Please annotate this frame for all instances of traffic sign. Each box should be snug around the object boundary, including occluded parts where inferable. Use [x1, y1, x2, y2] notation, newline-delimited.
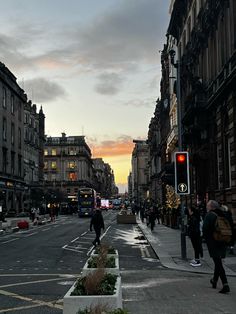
[174, 152, 190, 195]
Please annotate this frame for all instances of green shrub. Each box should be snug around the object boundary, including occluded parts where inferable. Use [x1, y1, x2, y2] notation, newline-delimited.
[77, 307, 129, 314]
[88, 256, 116, 268]
[71, 272, 117, 296]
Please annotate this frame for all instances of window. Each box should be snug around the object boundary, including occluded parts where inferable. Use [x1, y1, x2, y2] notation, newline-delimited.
[224, 136, 231, 188]
[2, 148, 7, 173]
[51, 161, 57, 169]
[11, 95, 14, 114]
[3, 118, 7, 141]
[51, 149, 57, 156]
[18, 154, 22, 177]
[11, 123, 15, 145]
[69, 148, 76, 155]
[18, 101, 22, 121]
[18, 127, 21, 148]
[67, 188, 71, 193]
[51, 174, 56, 181]
[44, 149, 48, 156]
[44, 161, 48, 169]
[68, 161, 76, 169]
[2, 87, 6, 108]
[68, 172, 77, 181]
[11, 152, 15, 174]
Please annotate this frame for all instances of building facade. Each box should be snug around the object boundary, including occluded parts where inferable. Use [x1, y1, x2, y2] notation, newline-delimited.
[131, 140, 149, 206]
[44, 133, 97, 205]
[167, 0, 236, 218]
[24, 101, 45, 210]
[0, 62, 26, 215]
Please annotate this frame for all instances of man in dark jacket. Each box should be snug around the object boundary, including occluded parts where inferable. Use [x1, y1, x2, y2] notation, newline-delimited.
[90, 209, 105, 246]
[203, 200, 230, 294]
[188, 207, 203, 267]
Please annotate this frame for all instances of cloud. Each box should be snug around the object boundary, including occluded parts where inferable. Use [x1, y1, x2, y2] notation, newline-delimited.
[0, 0, 168, 75]
[119, 98, 155, 108]
[95, 72, 123, 95]
[23, 77, 66, 102]
[89, 135, 134, 157]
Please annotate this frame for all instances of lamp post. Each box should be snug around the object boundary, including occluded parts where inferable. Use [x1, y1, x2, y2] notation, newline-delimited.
[169, 48, 187, 259]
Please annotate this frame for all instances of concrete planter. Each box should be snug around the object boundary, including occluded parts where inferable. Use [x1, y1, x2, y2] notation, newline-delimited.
[63, 276, 122, 314]
[82, 256, 119, 276]
[116, 213, 136, 224]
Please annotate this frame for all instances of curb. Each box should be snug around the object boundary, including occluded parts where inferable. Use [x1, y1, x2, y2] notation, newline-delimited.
[138, 222, 236, 277]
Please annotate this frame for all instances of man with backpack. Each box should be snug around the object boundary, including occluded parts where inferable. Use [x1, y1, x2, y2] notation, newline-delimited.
[203, 200, 231, 294]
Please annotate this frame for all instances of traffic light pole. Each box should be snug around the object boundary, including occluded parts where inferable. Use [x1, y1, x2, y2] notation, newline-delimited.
[176, 59, 187, 260]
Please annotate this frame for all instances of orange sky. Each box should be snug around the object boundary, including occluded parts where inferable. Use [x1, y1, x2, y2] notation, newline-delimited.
[92, 139, 134, 188]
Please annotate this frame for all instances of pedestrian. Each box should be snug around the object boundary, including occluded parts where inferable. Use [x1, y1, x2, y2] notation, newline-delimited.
[31, 206, 36, 222]
[188, 207, 203, 267]
[147, 207, 156, 231]
[140, 204, 145, 223]
[203, 200, 230, 293]
[50, 206, 55, 222]
[90, 208, 105, 246]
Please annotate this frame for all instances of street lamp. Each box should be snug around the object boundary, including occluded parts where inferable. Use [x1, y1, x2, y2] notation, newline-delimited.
[169, 48, 186, 259]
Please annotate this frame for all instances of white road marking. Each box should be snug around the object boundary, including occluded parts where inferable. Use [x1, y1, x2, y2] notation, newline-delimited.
[41, 228, 50, 232]
[2, 238, 19, 244]
[0, 277, 66, 289]
[81, 231, 88, 236]
[24, 232, 38, 237]
[71, 236, 80, 243]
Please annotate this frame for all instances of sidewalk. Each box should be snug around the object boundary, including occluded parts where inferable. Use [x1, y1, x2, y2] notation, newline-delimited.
[138, 219, 236, 277]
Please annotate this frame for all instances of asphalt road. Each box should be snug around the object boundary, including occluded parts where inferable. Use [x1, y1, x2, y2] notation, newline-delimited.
[0, 211, 161, 313]
[1, 212, 236, 314]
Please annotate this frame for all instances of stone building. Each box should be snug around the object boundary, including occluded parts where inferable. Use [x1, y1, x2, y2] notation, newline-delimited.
[147, 101, 162, 202]
[131, 140, 149, 206]
[0, 62, 26, 215]
[44, 133, 97, 205]
[23, 101, 45, 210]
[93, 158, 117, 198]
[167, 0, 236, 218]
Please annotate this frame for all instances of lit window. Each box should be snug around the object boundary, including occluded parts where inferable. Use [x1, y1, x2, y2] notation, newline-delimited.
[68, 172, 77, 181]
[44, 149, 48, 156]
[51, 161, 57, 169]
[52, 149, 57, 156]
[68, 161, 76, 169]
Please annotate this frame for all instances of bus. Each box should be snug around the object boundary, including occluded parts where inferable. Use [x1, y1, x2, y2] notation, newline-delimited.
[78, 188, 96, 217]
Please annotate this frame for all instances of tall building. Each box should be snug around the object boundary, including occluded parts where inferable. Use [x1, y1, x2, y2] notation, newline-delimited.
[93, 158, 117, 198]
[131, 140, 149, 206]
[44, 133, 97, 205]
[24, 101, 45, 210]
[0, 62, 26, 215]
[167, 0, 236, 217]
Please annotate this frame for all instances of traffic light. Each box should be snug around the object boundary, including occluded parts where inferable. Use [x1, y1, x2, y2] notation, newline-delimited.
[174, 152, 190, 195]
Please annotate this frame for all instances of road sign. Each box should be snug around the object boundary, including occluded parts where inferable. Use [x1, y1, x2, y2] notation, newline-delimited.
[174, 152, 190, 195]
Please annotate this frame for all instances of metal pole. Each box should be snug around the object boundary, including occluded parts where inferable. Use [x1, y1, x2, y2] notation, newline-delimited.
[176, 59, 187, 259]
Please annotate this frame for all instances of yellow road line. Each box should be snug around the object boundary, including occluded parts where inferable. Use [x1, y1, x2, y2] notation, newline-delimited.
[0, 289, 63, 310]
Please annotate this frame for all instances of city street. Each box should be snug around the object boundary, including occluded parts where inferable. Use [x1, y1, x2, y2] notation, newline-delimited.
[0, 211, 236, 313]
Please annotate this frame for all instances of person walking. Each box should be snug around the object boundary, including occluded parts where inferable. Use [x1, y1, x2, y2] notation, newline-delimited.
[147, 207, 156, 231]
[203, 200, 230, 294]
[90, 208, 105, 246]
[188, 207, 203, 267]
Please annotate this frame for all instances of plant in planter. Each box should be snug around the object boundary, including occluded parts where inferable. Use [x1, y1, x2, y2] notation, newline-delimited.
[88, 256, 116, 269]
[63, 268, 123, 314]
[93, 244, 116, 255]
[71, 271, 117, 296]
[77, 305, 129, 314]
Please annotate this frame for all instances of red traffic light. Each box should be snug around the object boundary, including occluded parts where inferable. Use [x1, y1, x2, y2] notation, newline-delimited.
[176, 154, 186, 163]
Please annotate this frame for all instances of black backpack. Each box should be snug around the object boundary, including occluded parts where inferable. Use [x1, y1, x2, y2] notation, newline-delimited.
[213, 212, 232, 243]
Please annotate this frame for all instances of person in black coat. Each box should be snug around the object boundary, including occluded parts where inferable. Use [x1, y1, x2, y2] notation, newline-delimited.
[203, 200, 230, 294]
[90, 209, 105, 246]
[188, 207, 203, 267]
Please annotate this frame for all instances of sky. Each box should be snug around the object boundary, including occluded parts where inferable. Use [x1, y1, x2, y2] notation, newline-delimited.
[0, 0, 170, 192]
